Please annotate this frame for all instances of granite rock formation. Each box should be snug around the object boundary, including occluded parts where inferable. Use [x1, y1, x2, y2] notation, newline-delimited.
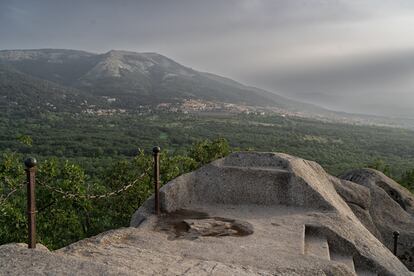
[1, 152, 413, 275]
[339, 168, 414, 271]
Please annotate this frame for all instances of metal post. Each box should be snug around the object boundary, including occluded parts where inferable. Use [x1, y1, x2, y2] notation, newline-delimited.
[153, 146, 161, 215]
[25, 157, 37, 249]
[393, 231, 400, 256]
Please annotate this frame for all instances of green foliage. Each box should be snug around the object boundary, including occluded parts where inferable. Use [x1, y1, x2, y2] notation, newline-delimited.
[189, 138, 231, 165]
[400, 169, 414, 193]
[367, 159, 414, 193]
[0, 154, 95, 249]
[2, 111, 414, 249]
[0, 138, 229, 249]
[17, 135, 32, 147]
[36, 159, 91, 248]
[2, 112, 414, 177]
[368, 158, 392, 177]
[0, 152, 26, 245]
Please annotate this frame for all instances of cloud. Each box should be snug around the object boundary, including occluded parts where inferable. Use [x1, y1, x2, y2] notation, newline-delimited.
[247, 49, 414, 116]
[1, 0, 414, 117]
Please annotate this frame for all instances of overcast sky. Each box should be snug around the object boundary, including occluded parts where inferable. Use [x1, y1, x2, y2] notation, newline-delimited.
[1, 0, 414, 118]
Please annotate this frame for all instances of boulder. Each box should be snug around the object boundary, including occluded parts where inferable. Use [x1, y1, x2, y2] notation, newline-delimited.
[1, 152, 413, 275]
[340, 168, 414, 271]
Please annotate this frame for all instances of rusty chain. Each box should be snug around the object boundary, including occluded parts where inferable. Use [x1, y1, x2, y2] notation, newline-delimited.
[36, 169, 150, 200]
[1, 168, 150, 205]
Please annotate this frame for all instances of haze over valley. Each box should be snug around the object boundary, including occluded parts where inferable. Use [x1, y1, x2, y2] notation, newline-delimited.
[2, 0, 414, 119]
[1, 48, 413, 129]
[1, 3, 414, 271]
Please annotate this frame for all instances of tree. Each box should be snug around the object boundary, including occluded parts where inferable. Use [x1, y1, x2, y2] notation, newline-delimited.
[368, 158, 392, 177]
[189, 138, 230, 165]
[400, 169, 414, 193]
[0, 138, 232, 249]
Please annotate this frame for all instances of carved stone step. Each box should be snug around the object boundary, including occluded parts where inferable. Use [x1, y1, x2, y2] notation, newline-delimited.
[331, 252, 356, 274]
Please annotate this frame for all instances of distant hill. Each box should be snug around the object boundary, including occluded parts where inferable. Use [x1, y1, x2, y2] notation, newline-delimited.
[3, 49, 414, 129]
[0, 49, 326, 113]
[0, 64, 100, 113]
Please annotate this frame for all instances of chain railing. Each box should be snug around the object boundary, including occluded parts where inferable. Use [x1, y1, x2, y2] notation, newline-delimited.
[36, 170, 150, 200]
[0, 146, 162, 249]
[0, 169, 151, 204]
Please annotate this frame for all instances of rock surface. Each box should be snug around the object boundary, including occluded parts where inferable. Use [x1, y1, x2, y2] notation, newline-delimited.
[1, 152, 413, 275]
[339, 168, 414, 271]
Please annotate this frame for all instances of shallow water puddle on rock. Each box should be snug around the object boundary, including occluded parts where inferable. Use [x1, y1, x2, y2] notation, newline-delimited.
[156, 209, 254, 240]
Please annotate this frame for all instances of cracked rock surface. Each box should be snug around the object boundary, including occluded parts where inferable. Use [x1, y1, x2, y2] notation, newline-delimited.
[1, 152, 413, 275]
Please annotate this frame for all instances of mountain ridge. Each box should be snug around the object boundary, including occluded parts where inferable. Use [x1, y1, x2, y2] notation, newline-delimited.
[2, 48, 414, 129]
[0, 63, 100, 113]
[0, 48, 327, 113]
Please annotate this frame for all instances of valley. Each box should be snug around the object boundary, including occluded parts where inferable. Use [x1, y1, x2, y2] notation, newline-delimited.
[3, 110, 414, 178]
[2, 48, 414, 256]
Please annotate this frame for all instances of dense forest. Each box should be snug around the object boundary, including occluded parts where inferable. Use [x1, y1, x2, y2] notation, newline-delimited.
[2, 111, 414, 176]
[1, 111, 414, 249]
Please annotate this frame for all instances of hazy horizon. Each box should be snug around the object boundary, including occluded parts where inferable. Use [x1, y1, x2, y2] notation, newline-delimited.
[1, 0, 414, 118]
